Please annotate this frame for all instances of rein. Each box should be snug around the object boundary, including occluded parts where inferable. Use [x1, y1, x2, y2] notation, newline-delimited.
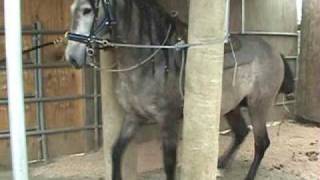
[91, 24, 173, 72]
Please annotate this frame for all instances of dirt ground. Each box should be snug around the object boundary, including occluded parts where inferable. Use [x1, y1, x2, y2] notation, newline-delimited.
[1, 121, 319, 180]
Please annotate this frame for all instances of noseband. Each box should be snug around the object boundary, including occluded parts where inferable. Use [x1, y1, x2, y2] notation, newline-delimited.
[66, 0, 116, 56]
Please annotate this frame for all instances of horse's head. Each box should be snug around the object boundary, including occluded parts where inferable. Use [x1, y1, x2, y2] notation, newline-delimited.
[65, 0, 95, 68]
[65, 0, 114, 68]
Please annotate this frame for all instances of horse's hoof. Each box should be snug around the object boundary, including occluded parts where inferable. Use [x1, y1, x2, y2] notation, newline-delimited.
[217, 169, 225, 178]
[244, 177, 254, 180]
[217, 157, 227, 169]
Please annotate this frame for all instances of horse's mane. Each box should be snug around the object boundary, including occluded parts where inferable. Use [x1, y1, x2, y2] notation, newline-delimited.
[87, 0, 95, 8]
[112, 0, 187, 74]
[126, 0, 175, 44]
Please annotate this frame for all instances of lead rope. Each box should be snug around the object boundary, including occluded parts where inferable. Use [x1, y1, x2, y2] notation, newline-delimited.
[90, 24, 173, 72]
[0, 38, 66, 63]
[229, 37, 238, 87]
[86, 33, 227, 72]
[179, 47, 186, 99]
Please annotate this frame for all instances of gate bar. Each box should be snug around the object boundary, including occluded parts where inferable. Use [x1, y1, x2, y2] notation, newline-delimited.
[4, 0, 29, 179]
[33, 22, 48, 161]
[242, 0, 246, 33]
[0, 29, 66, 35]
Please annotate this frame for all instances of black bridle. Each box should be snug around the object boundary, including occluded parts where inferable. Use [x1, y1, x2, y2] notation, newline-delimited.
[66, 0, 116, 56]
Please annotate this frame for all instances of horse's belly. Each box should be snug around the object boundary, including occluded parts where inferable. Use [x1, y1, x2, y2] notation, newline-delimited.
[115, 76, 182, 121]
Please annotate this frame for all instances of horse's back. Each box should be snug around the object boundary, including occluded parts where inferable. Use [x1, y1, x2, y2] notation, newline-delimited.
[221, 36, 284, 114]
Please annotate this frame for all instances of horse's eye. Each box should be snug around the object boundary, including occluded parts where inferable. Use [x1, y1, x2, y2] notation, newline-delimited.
[83, 8, 92, 15]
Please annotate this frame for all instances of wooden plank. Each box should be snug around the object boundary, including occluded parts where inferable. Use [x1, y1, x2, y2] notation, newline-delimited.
[296, 0, 320, 123]
[245, 0, 297, 32]
[47, 132, 87, 158]
[181, 0, 225, 179]
[0, 136, 40, 167]
[244, 0, 298, 55]
[230, 0, 242, 32]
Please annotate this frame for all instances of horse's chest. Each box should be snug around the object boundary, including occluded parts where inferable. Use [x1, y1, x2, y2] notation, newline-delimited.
[115, 80, 160, 118]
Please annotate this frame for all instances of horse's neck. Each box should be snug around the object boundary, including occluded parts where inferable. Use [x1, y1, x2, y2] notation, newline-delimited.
[113, 0, 171, 68]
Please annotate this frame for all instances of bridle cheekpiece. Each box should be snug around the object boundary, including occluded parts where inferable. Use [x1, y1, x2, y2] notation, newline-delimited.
[66, 0, 116, 56]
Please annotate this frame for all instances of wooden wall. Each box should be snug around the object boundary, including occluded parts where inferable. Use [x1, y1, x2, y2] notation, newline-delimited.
[244, 0, 298, 55]
[157, 0, 298, 56]
[0, 0, 94, 166]
[296, 0, 320, 123]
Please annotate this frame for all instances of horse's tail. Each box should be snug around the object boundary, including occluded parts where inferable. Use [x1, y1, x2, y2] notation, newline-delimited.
[279, 54, 295, 94]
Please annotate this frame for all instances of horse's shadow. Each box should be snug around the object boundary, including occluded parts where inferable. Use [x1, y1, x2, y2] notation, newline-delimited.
[139, 160, 301, 180]
[217, 160, 300, 180]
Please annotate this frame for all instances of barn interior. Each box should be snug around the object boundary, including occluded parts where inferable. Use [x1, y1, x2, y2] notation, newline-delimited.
[0, 0, 319, 180]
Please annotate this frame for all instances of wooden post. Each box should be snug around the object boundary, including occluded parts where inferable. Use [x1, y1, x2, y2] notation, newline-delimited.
[100, 51, 137, 180]
[180, 0, 225, 179]
[296, 0, 320, 123]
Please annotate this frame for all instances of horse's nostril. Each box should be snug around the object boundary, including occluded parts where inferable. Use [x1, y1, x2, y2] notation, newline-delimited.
[69, 57, 81, 69]
[70, 58, 76, 65]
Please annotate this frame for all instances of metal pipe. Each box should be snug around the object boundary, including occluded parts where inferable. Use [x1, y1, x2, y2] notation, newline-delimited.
[224, 0, 231, 42]
[295, 31, 301, 91]
[241, 0, 245, 33]
[0, 29, 66, 35]
[0, 63, 72, 70]
[4, 0, 29, 179]
[32, 24, 42, 162]
[0, 128, 37, 135]
[93, 59, 100, 150]
[0, 25, 33, 30]
[232, 31, 299, 37]
[284, 56, 298, 60]
[0, 94, 101, 105]
[23, 63, 71, 69]
[0, 125, 103, 139]
[34, 22, 49, 162]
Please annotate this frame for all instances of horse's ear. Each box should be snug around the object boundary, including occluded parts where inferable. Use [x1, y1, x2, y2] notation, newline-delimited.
[88, 0, 95, 8]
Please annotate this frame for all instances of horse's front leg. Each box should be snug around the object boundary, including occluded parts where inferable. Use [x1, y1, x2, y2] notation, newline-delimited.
[160, 117, 178, 180]
[112, 113, 142, 180]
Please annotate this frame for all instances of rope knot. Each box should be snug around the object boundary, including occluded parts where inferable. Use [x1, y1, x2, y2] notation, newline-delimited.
[174, 40, 186, 51]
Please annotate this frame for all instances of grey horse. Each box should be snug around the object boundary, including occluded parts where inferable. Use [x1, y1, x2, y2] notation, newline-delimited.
[65, 0, 294, 180]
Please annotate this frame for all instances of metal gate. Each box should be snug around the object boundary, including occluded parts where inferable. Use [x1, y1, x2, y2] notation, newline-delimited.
[0, 22, 101, 164]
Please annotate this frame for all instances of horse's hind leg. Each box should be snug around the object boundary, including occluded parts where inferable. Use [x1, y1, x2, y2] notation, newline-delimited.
[218, 105, 250, 169]
[245, 98, 272, 180]
[160, 118, 178, 180]
[112, 114, 142, 180]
